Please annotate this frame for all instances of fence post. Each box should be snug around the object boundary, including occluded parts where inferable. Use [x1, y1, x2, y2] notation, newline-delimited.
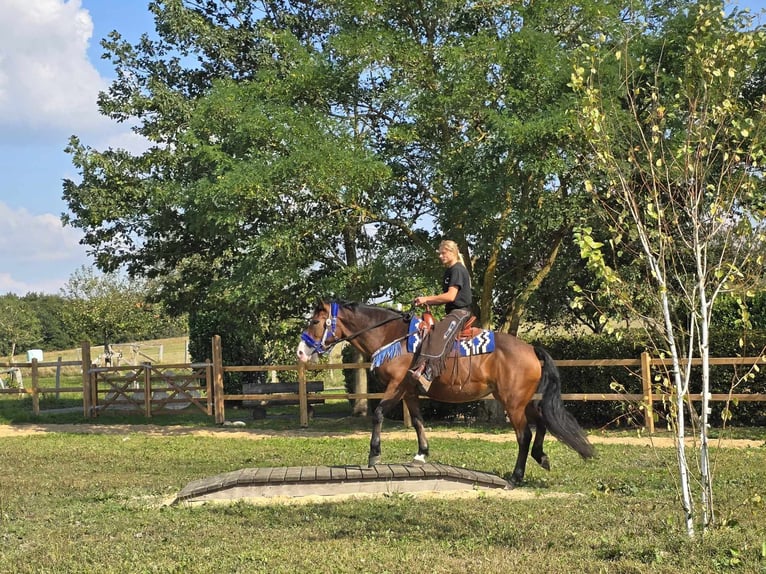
[402, 401, 412, 428]
[641, 351, 655, 434]
[298, 362, 309, 428]
[81, 341, 92, 418]
[31, 358, 39, 416]
[143, 363, 152, 418]
[212, 335, 225, 424]
[205, 358, 213, 416]
[55, 356, 62, 399]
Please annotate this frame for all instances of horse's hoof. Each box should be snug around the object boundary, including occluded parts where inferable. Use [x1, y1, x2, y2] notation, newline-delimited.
[508, 474, 524, 487]
[540, 455, 550, 471]
[368, 456, 381, 467]
[411, 454, 427, 465]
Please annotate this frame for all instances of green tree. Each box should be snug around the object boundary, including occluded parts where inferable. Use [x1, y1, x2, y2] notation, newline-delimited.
[573, 2, 766, 536]
[21, 293, 78, 351]
[0, 295, 42, 358]
[60, 267, 186, 347]
[62, 1, 627, 372]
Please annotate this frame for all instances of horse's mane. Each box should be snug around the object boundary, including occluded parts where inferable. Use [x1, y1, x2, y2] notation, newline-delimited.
[320, 299, 408, 321]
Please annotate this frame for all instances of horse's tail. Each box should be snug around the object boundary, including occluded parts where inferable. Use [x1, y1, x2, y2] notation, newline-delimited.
[534, 347, 595, 459]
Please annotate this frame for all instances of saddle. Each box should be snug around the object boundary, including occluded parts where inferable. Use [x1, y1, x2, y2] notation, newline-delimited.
[400, 314, 495, 362]
[458, 316, 480, 340]
[417, 312, 479, 339]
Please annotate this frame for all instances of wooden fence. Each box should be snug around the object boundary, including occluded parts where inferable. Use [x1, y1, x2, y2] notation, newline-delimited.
[0, 356, 83, 415]
[2, 336, 764, 432]
[209, 336, 766, 433]
[0, 342, 211, 418]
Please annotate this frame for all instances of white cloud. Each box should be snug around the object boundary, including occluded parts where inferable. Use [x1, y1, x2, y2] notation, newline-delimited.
[0, 0, 113, 140]
[0, 272, 70, 296]
[0, 201, 90, 294]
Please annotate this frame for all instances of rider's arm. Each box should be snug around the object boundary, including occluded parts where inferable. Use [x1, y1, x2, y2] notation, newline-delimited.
[415, 286, 459, 307]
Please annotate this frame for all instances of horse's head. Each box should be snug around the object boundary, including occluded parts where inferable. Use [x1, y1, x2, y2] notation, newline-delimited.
[296, 300, 343, 363]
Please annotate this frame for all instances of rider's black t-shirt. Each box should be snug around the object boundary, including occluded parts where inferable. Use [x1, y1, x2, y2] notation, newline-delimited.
[443, 263, 472, 313]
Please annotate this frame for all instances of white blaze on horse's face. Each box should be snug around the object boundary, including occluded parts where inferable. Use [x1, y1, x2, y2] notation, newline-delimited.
[296, 340, 317, 363]
[297, 305, 331, 363]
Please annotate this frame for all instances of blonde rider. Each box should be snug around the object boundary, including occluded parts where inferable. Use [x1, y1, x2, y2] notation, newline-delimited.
[408, 240, 473, 393]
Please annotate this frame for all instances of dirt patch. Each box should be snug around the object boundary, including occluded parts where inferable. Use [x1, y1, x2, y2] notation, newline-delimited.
[169, 487, 575, 507]
[1, 422, 763, 449]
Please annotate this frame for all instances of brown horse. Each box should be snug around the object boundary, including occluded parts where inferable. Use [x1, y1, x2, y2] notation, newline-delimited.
[296, 300, 594, 485]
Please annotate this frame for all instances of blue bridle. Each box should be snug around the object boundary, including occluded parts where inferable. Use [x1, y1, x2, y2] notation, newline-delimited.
[300, 301, 340, 356]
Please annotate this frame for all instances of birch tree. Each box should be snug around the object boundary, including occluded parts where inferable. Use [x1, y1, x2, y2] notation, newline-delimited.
[572, 2, 766, 536]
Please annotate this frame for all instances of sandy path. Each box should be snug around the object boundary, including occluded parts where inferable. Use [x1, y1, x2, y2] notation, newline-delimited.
[1, 422, 763, 449]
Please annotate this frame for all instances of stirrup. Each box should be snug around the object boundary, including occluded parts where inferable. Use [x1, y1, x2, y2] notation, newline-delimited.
[415, 374, 432, 394]
[409, 367, 432, 394]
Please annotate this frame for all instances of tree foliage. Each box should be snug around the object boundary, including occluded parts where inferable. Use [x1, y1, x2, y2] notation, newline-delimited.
[0, 296, 42, 358]
[60, 267, 187, 346]
[573, 0, 766, 536]
[62, 0, 630, 369]
[20, 293, 79, 351]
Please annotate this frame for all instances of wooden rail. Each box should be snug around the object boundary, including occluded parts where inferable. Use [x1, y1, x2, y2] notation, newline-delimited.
[209, 336, 766, 432]
[3, 337, 764, 432]
[1, 341, 212, 418]
[0, 357, 83, 415]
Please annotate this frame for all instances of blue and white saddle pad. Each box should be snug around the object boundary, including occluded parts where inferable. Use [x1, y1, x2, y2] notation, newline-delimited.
[370, 316, 495, 369]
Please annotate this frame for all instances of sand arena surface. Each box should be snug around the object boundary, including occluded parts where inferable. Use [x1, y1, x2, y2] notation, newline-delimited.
[1, 422, 763, 449]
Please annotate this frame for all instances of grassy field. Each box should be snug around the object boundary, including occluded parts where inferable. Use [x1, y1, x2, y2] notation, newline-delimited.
[2, 339, 766, 571]
[2, 336, 190, 369]
[0, 418, 765, 573]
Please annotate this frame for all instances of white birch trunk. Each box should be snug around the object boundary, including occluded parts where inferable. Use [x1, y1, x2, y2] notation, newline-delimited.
[623, 182, 696, 537]
[696, 243, 714, 530]
[656, 275, 696, 538]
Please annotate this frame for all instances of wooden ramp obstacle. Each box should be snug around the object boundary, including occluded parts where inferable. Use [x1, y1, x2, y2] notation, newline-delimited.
[173, 463, 509, 504]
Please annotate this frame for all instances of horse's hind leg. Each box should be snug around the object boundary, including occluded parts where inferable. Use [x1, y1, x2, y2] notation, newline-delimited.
[510, 421, 532, 486]
[503, 402, 533, 486]
[403, 393, 429, 464]
[526, 402, 550, 471]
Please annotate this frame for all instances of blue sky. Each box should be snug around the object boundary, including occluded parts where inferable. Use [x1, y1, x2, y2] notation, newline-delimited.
[0, 0, 765, 296]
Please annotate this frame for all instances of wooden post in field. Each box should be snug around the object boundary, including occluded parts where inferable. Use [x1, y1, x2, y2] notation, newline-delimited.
[205, 359, 213, 416]
[353, 350, 368, 417]
[298, 362, 308, 428]
[31, 358, 39, 416]
[641, 351, 655, 434]
[81, 341, 92, 417]
[212, 336, 225, 424]
[55, 356, 62, 399]
[143, 363, 152, 418]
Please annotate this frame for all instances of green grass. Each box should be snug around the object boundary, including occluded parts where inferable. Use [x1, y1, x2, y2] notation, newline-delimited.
[0, 424, 765, 573]
[2, 336, 191, 365]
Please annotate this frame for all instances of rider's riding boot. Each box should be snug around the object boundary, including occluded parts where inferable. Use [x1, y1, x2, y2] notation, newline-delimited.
[408, 364, 433, 394]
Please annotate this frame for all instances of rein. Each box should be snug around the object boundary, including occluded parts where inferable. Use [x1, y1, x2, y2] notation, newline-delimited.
[301, 302, 408, 356]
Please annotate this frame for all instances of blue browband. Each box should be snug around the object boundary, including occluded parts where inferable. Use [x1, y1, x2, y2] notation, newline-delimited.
[300, 301, 340, 355]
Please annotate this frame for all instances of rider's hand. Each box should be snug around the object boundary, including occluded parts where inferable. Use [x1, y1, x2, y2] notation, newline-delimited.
[414, 296, 427, 306]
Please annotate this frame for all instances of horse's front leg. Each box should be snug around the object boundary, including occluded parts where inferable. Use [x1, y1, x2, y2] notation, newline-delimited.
[368, 382, 407, 467]
[403, 393, 429, 464]
[369, 400, 385, 466]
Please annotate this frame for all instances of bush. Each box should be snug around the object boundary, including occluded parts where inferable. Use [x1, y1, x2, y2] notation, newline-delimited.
[531, 331, 650, 427]
[533, 329, 766, 428]
[337, 327, 766, 428]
